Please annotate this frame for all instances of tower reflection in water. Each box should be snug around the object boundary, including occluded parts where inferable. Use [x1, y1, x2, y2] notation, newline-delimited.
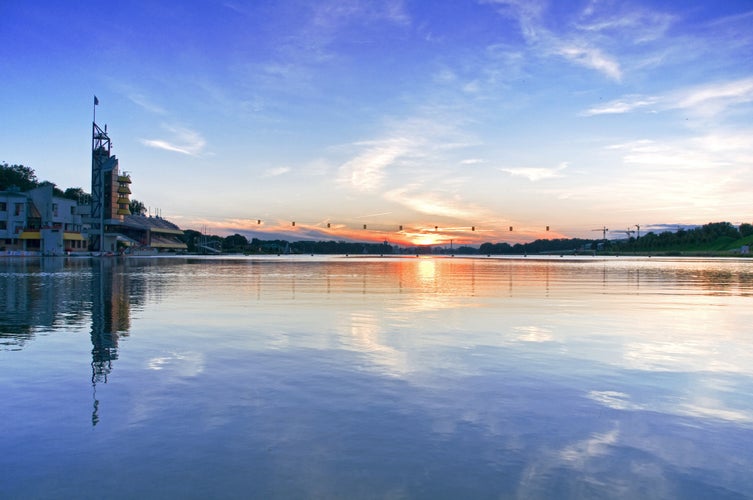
[89, 258, 131, 426]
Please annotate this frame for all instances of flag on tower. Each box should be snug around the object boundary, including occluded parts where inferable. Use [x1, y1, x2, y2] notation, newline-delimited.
[94, 95, 99, 106]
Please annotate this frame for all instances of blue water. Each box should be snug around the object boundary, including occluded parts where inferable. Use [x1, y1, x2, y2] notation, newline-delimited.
[2, 255, 753, 499]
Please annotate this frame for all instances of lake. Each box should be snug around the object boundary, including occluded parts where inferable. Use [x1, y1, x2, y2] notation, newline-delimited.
[2, 255, 753, 499]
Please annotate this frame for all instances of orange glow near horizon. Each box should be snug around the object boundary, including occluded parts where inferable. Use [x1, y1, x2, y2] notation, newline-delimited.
[184, 217, 566, 247]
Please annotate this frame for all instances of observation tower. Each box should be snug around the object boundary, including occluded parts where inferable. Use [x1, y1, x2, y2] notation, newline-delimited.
[90, 120, 131, 252]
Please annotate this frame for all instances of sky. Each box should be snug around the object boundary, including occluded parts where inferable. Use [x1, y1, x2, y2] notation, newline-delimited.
[1, 0, 752, 246]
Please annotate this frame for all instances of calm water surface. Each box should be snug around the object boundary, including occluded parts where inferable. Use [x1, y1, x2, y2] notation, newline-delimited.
[2, 255, 753, 499]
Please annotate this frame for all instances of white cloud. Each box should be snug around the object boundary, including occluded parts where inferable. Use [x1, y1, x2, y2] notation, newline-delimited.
[383, 185, 489, 220]
[500, 162, 568, 181]
[109, 81, 167, 115]
[337, 116, 473, 193]
[262, 166, 291, 178]
[672, 77, 753, 116]
[584, 78, 753, 118]
[485, 0, 624, 80]
[127, 92, 167, 115]
[587, 131, 753, 220]
[338, 137, 416, 192]
[608, 130, 753, 169]
[576, 6, 675, 43]
[460, 158, 485, 165]
[555, 43, 622, 81]
[483, 0, 546, 43]
[583, 95, 660, 115]
[141, 125, 207, 156]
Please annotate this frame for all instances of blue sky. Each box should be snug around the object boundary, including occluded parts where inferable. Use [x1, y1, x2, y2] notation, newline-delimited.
[2, 0, 752, 245]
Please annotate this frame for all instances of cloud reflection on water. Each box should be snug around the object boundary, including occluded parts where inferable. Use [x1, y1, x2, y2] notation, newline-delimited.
[4, 256, 753, 498]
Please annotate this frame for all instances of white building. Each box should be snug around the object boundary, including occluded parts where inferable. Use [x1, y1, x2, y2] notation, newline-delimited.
[0, 184, 87, 255]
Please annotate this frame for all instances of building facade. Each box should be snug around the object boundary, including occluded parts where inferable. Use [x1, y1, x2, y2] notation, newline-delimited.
[1, 185, 87, 255]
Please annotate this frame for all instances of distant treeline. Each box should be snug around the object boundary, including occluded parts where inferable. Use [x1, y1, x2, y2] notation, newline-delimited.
[611, 221, 752, 253]
[478, 238, 594, 255]
[182, 230, 396, 255]
[182, 221, 753, 255]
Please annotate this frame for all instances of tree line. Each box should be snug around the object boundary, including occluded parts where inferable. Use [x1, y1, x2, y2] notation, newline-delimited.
[610, 222, 752, 253]
[181, 229, 396, 255]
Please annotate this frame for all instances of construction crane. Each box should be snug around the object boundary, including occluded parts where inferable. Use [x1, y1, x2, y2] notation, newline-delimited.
[615, 228, 636, 238]
[592, 226, 609, 241]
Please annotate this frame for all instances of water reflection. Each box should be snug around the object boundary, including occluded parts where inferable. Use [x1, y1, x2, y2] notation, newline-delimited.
[0, 258, 91, 347]
[0, 257, 179, 426]
[2, 256, 753, 498]
[89, 259, 130, 425]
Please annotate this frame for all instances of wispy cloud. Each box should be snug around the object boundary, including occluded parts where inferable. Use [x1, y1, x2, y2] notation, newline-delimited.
[500, 162, 568, 181]
[608, 131, 753, 169]
[588, 131, 753, 219]
[261, 0, 411, 83]
[311, 0, 410, 30]
[555, 43, 622, 81]
[141, 125, 207, 156]
[484, 0, 686, 83]
[335, 112, 490, 224]
[584, 77, 753, 117]
[582, 95, 659, 115]
[384, 187, 487, 220]
[484, 0, 625, 81]
[672, 77, 753, 116]
[109, 81, 168, 115]
[337, 115, 473, 193]
[262, 166, 291, 178]
[127, 92, 167, 115]
[355, 211, 393, 219]
[338, 137, 417, 192]
[575, 5, 675, 43]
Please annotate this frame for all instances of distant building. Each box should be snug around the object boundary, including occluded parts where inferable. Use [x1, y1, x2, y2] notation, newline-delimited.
[0, 189, 28, 253]
[118, 214, 187, 251]
[1, 185, 87, 255]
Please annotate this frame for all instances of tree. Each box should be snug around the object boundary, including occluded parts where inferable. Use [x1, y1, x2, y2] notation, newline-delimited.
[223, 233, 249, 252]
[179, 229, 202, 252]
[38, 180, 65, 197]
[0, 162, 38, 191]
[63, 187, 91, 204]
[129, 199, 146, 215]
[740, 223, 753, 238]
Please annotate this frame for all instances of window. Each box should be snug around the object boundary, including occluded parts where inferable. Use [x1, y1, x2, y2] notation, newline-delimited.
[0, 221, 6, 230]
[53, 203, 59, 217]
[0, 202, 6, 211]
[14, 203, 23, 216]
